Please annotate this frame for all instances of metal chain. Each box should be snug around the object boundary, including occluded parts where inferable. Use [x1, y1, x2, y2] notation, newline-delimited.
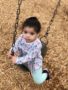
[40, 0, 61, 44]
[11, 0, 23, 55]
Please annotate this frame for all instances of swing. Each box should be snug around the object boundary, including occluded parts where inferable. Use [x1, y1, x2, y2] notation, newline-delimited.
[11, 0, 61, 62]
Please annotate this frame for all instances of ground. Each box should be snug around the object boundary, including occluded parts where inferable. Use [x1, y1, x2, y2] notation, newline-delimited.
[0, 0, 68, 90]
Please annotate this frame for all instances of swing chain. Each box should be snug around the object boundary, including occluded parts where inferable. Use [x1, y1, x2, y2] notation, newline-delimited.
[11, 0, 23, 55]
[11, 0, 61, 55]
[40, 0, 61, 44]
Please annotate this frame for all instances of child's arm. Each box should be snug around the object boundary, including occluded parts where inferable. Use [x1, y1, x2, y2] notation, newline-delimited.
[16, 49, 38, 64]
[7, 35, 22, 58]
[13, 45, 42, 64]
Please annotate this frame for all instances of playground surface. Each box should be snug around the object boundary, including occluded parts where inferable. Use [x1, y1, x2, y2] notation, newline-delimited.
[0, 0, 68, 90]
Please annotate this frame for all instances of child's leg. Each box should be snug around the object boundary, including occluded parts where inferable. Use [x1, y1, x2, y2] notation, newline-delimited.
[31, 67, 48, 84]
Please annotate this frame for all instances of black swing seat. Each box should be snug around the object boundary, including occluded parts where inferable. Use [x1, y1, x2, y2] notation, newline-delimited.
[17, 64, 30, 72]
[41, 40, 48, 58]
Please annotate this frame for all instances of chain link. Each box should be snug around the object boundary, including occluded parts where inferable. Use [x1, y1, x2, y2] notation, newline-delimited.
[12, 0, 23, 47]
[11, 0, 23, 55]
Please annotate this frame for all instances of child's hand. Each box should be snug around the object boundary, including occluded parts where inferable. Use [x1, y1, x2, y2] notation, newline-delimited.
[11, 56, 17, 64]
[7, 51, 17, 64]
[7, 51, 13, 59]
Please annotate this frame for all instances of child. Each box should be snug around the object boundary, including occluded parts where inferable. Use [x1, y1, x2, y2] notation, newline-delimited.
[7, 17, 49, 84]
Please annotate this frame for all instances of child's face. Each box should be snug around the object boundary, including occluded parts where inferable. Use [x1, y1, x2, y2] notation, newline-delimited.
[22, 27, 38, 43]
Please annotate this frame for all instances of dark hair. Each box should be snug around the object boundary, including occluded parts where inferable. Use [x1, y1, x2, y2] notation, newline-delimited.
[22, 17, 41, 33]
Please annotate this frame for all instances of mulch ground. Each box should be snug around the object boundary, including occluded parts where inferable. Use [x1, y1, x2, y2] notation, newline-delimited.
[0, 0, 68, 90]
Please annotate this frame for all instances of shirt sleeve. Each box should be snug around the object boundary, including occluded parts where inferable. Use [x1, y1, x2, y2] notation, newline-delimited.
[9, 34, 22, 53]
[16, 44, 42, 64]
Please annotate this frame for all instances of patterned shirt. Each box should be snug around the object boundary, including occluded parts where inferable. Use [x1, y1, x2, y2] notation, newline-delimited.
[10, 34, 43, 72]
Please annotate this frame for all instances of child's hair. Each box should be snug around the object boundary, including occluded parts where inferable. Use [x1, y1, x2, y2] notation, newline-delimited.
[22, 17, 41, 33]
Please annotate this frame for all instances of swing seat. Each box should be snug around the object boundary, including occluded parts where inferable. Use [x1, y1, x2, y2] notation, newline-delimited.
[17, 64, 30, 72]
[41, 41, 48, 58]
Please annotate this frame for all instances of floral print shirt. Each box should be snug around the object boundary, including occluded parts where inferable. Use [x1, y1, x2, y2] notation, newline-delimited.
[10, 34, 43, 72]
